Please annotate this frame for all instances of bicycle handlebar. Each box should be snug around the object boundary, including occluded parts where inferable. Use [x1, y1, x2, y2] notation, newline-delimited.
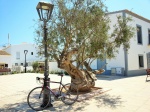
[36, 77, 44, 84]
[36, 74, 64, 84]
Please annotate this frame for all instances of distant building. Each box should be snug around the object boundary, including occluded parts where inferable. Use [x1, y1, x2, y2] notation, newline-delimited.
[2, 43, 62, 72]
[2, 43, 42, 72]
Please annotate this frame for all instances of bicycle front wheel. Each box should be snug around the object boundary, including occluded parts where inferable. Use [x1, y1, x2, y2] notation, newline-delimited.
[61, 83, 78, 105]
[27, 87, 51, 111]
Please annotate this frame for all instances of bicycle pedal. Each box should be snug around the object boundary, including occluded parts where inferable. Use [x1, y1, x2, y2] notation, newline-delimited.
[54, 97, 59, 101]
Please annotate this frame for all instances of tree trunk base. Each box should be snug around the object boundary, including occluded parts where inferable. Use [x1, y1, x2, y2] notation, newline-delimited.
[70, 70, 97, 92]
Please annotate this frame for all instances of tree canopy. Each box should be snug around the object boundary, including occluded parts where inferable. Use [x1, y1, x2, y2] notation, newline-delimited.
[35, 0, 135, 70]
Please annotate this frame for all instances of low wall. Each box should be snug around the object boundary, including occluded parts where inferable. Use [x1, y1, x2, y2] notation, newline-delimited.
[49, 62, 63, 72]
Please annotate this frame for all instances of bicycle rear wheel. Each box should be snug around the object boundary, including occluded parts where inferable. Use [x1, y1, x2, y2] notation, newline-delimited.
[27, 87, 51, 111]
[61, 83, 78, 105]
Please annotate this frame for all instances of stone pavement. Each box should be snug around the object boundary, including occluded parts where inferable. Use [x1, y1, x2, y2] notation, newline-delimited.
[0, 73, 150, 112]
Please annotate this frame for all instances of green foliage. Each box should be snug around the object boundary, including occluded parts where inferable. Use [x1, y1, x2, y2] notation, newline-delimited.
[49, 70, 67, 75]
[39, 71, 44, 74]
[0, 72, 10, 75]
[49, 70, 57, 74]
[35, 0, 135, 68]
[11, 71, 18, 74]
[32, 61, 39, 72]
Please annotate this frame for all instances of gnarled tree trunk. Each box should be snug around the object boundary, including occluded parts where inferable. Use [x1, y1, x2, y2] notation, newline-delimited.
[55, 49, 105, 92]
[61, 62, 104, 91]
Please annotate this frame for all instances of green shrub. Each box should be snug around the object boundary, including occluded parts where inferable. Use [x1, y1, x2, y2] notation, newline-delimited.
[39, 71, 44, 74]
[11, 71, 18, 74]
[32, 61, 39, 72]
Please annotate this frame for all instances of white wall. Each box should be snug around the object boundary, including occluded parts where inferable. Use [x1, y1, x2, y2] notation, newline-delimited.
[106, 46, 125, 70]
[106, 11, 150, 72]
[126, 13, 150, 70]
[4, 43, 42, 67]
[49, 62, 63, 72]
[106, 12, 125, 70]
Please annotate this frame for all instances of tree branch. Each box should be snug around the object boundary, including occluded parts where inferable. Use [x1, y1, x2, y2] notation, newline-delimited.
[93, 63, 107, 74]
[83, 61, 92, 71]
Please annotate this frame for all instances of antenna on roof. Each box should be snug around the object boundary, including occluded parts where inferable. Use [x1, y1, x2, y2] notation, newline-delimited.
[8, 33, 10, 46]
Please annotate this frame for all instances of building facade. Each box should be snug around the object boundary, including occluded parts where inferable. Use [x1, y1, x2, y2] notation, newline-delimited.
[97, 10, 150, 76]
[2, 43, 42, 71]
[2, 43, 62, 72]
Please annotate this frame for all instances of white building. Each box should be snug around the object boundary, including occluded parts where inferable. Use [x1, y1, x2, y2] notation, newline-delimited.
[2, 43, 62, 72]
[97, 10, 150, 76]
[2, 43, 42, 72]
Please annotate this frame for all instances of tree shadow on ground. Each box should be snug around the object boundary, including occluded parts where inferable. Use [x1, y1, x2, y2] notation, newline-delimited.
[94, 94, 123, 108]
[48, 93, 123, 112]
[0, 93, 123, 112]
[0, 101, 34, 112]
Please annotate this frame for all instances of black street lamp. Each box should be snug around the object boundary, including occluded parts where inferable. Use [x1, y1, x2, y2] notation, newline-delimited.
[24, 50, 28, 73]
[36, 1, 54, 107]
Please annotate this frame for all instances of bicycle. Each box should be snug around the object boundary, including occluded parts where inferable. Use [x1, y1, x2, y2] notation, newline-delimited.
[27, 74, 79, 111]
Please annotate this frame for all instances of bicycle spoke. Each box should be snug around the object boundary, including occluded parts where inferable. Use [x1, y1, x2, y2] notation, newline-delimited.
[60, 83, 78, 105]
[27, 87, 51, 111]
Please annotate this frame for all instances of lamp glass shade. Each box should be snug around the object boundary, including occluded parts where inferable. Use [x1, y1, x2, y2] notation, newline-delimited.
[36, 2, 54, 21]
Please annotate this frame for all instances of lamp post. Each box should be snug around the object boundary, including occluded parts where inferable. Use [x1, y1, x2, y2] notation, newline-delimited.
[24, 50, 28, 73]
[36, 1, 54, 107]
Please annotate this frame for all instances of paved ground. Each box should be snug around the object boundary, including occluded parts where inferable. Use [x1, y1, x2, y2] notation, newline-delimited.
[0, 73, 150, 112]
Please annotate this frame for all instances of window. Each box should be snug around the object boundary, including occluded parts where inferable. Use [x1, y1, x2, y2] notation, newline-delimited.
[21, 63, 23, 66]
[139, 55, 144, 68]
[15, 63, 18, 66]
[31, 52, 33, 55]
[5, 64, 8, 67]
[16, 52, 20, 59]
[148, 29, 150, 45]
[147, 53, 150, 68]
[137, 25, 142, 44]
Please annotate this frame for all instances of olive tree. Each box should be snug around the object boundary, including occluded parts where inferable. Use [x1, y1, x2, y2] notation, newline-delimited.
[35, 0, 135, 91]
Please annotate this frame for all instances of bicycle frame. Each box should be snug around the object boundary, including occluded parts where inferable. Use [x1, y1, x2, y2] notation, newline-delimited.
[41, 75, 67, 97]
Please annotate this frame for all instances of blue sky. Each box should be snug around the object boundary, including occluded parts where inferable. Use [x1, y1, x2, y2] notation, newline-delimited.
[0, 0, 150, 47]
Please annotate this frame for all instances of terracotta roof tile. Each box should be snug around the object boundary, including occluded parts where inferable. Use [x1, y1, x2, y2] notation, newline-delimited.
[0, 50, 11, 55]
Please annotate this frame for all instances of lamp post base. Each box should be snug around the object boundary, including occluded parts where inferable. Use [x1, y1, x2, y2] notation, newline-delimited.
[41, 103, 53, 108]
[42, 78, 53, 108]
